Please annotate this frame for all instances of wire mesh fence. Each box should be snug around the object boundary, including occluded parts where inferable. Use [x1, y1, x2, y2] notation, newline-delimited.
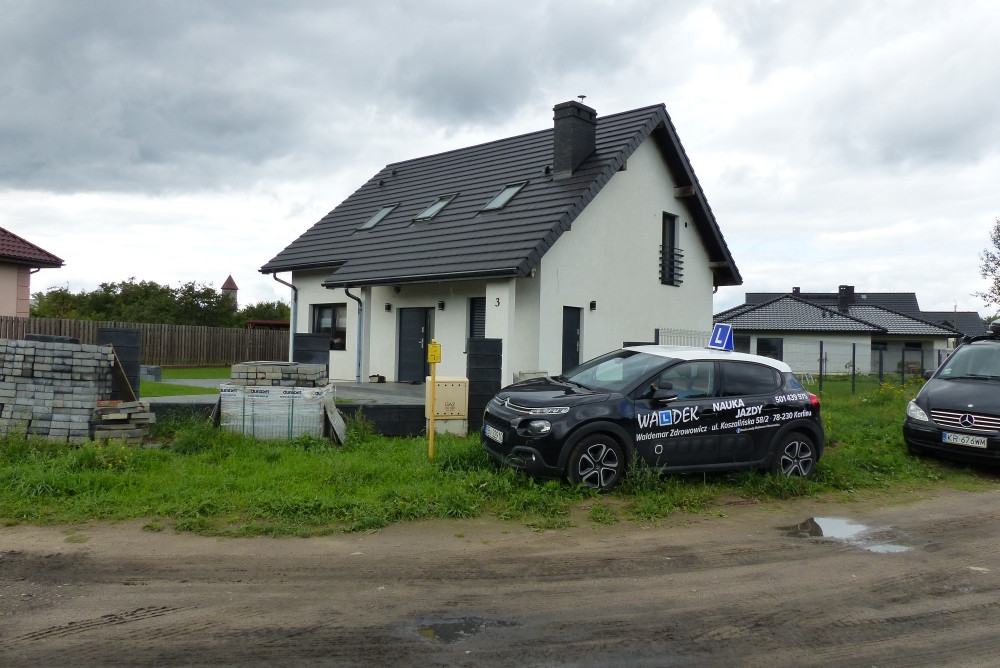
[653, 328, 955, 396]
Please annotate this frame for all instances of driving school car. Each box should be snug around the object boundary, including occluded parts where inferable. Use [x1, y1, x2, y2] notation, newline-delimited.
[482, 344, 825, 490]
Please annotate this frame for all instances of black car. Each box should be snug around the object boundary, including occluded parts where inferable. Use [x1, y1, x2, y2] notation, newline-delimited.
[903, 320, 1000, 465]
[482, 345, 825, 490]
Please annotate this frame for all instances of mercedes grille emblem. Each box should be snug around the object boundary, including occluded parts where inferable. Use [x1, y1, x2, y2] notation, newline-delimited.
[960, 414, 976, 428]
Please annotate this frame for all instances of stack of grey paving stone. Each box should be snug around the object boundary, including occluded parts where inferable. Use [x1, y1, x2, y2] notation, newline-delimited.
[228, 362, 328, 387]
[220, 362, 336, 440]
[0, 338, 115, 441]
[92, 400, 156, 441]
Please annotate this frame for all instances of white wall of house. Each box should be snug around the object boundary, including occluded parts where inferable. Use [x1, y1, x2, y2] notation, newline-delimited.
[290, 270, 358, 380]
[757, 333, 873, 375]
[292, 268, 489, 382]
[874, 338, 951, 376]
[533, 137, 715, 379]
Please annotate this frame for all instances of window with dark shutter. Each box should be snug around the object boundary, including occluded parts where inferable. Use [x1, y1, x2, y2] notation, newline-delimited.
[660, 213, 683, 286]
[469, 297, 486, 339]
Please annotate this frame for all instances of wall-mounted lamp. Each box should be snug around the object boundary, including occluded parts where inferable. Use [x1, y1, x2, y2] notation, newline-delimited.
[590, 300, 597, 311]
[384, 303, 392, 312]
[437, 300, 446, 311]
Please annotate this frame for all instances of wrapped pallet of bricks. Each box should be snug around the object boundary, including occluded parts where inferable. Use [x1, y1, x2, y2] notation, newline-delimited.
[219, 385, 332, 439]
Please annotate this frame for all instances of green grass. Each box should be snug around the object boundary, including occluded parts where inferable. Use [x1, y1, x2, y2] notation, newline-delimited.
[140, 382, 220, 397]
[1, 382, 995, 536]
[161, 366, 231, 380]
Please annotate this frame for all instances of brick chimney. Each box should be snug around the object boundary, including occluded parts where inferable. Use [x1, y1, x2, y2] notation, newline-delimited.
[552, 100, 597, 179]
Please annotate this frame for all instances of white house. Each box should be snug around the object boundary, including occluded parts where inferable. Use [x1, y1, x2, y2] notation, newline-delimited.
[261, 101, 741, 385]
[714, 286, 968, 375]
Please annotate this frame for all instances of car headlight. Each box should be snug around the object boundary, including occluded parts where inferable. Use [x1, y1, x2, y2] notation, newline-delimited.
[906, 400, 929, 422]
[526, 420, 552, 435]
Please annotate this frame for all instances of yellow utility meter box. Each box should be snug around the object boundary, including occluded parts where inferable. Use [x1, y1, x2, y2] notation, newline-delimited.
[427, 343, 442, 364]
[424, 376, 469, 419]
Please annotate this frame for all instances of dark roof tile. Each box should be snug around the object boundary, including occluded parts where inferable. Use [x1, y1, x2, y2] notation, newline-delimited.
[716, 296, 962, 336]
[261, 104, 741, 288]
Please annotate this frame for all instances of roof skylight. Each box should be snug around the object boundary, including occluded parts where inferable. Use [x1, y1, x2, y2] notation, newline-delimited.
[413, 193, 457, 222]
[481, 182, 527, 212]
[358, 204, 397, 230]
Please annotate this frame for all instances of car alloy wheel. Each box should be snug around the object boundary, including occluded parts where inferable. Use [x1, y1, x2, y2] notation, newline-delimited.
[772, 433, 816, 478]
[568, 435, 625, 491]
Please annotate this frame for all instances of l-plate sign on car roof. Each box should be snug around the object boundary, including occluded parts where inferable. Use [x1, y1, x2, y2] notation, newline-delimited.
[709, 323, 734, 351]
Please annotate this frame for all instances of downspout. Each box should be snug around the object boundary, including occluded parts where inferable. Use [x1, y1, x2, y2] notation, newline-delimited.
[271, 273, 297, 361]
[344, 287, 363, 384]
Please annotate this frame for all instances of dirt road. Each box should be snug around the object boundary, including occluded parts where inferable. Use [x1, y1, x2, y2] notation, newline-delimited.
[2, 488, 999, 667]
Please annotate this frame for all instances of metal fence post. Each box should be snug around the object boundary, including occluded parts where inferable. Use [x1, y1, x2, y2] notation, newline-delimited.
[851, 343, 856, 395]
[818, 341, 824, 392]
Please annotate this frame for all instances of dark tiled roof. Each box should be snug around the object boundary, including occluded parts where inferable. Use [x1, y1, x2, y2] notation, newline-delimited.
[0, 227, 63, 268]
[846, 305, 960, 336]
[715, 296, 963, 337]
[261, 104, 741, 288]
[716, 296, 884, 333]
[920, 311, 988, 337]
[747, 291, 920, 314]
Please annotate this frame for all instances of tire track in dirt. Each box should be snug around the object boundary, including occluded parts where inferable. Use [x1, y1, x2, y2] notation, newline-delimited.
[0, 606, 181, 647]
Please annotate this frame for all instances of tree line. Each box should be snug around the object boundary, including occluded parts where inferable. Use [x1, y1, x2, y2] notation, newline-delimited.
[30, 279, 290, 328]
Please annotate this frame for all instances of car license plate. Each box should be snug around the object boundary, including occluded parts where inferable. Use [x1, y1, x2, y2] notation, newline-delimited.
[942, 432, 988, 449]
[485, 424, 504, 443]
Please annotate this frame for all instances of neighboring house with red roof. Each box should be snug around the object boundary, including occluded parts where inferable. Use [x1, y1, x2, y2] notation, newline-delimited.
[261, 100, 742, 384]
[0, 227, 64, 317]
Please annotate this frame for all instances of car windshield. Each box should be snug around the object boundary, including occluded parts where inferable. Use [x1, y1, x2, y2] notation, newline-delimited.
[937, 342, 1000, 380]
[561, 350, 669, 392]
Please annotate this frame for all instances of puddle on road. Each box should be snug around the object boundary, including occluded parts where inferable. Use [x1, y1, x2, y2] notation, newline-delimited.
[781, 517, 910, 553]
[417, 616, 517, 644]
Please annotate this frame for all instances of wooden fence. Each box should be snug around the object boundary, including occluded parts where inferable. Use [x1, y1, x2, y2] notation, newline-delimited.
[0, 316, 289, 367]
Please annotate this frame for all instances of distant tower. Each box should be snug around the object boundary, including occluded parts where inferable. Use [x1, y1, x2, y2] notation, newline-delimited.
[221, 275, 239, 310]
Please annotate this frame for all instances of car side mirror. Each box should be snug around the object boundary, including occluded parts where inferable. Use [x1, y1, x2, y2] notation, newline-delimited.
[923, 370, 933, 380]
[653, 388, 678, 404]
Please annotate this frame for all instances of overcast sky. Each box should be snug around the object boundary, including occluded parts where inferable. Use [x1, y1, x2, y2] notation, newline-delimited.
[4, 0, 998, 318]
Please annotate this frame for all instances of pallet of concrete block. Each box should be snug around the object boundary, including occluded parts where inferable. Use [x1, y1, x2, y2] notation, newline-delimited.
[228, 361, 328, 388]
[92, 400, 156, 441]
[219, 384, 341, 441]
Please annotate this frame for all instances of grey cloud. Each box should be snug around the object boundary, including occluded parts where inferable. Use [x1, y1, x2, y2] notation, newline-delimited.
[709, 1, 1000, 168]
[0, 0, 682, 195]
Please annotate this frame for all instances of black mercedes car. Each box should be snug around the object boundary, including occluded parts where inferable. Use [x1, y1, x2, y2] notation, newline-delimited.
[482, 345, 825, 490]
[903, 320, 1000, 465]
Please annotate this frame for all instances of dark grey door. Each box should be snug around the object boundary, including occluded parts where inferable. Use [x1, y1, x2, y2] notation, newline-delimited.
[562, 306, 582, 373]
[398, 308, 430, 383]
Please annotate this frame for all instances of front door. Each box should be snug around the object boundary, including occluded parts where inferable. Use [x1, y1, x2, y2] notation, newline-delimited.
[562, 306, 582, 373]
[398, 308, 431, 383]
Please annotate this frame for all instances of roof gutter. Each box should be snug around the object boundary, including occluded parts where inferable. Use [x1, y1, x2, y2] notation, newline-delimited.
[270, 273, 298, 362]
[323, 266, 522, 289]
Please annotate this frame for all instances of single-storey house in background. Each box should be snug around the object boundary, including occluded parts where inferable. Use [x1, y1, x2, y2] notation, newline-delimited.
[714, 285, 971, 375]
[0, 227, 64, 318]
[261, 101, 741, 384]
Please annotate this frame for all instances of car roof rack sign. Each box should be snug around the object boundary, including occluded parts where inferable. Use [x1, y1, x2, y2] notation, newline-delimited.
[709, 323, 734, 351]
